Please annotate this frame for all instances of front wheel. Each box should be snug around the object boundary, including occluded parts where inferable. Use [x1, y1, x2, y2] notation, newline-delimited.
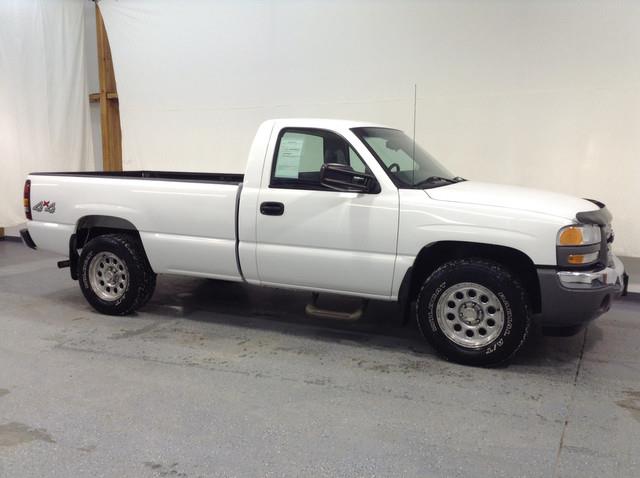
[416, 259, 530, 366]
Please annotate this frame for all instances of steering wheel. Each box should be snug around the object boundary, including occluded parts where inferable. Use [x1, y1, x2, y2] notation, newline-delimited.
[388, 162, 401, 173]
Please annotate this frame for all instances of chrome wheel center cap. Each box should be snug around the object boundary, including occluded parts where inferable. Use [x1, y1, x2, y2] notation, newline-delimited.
[459, 302, 483, 325]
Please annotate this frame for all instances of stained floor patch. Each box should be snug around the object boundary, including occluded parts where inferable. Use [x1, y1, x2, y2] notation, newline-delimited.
[0, 422, 55, 447]
[110, 321, 162, 340]
[0, 388, 9, 398]
[144, 461, 187, 477]
[615, 390, 640, 422]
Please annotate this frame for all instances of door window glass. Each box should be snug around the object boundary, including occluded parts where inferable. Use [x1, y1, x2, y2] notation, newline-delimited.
[272, 129, 370, 188]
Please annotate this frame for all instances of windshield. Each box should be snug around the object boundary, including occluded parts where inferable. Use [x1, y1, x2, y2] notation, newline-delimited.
[352, 127, 459, 189]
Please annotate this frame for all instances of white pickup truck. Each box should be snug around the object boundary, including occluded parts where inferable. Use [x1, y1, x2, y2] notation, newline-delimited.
[21, 119, 628, 365]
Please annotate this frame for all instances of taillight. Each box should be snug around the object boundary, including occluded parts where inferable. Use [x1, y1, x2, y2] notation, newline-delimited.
[24, 179, 32, 220]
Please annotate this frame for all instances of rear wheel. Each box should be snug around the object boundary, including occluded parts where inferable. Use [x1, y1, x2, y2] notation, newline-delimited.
[416, 259, 530, 366]
[79, 234, 155, 315]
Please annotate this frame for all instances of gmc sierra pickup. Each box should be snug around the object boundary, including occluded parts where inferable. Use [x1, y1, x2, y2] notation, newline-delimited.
[21, 119, 628, 365]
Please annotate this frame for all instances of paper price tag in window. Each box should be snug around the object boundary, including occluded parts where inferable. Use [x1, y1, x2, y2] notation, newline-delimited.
[275, 138, 304, 178]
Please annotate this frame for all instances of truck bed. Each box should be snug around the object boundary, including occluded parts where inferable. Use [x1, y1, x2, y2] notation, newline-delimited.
[30, 170, 244, 184]
[27, 170, 243, 281]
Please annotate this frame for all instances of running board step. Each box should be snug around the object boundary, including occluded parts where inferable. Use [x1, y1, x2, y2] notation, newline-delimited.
[304, 292, 368, 321]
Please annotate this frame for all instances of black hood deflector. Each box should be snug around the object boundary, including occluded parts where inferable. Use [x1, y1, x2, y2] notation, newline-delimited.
[576, 199, 612, 226]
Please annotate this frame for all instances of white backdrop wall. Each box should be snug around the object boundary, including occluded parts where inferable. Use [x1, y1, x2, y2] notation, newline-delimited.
[0, 0, 94, 228]
[99, 0, 640, 257]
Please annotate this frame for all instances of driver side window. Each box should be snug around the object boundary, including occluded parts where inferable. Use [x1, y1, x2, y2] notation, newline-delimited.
[271, 128, 370, 189]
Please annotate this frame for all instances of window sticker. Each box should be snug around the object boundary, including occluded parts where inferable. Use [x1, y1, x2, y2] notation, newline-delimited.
[275, 137, 304, 178]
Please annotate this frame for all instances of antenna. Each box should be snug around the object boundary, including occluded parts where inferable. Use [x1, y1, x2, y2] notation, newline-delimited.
[412, 83, 417, 186]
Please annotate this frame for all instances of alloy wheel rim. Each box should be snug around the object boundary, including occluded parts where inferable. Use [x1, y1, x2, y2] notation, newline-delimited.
[435, 282, 505, 349]
[88, 252, 128, 301]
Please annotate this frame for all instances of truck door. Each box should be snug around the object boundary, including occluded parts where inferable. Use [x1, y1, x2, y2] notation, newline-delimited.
[255, 127, 399, 298]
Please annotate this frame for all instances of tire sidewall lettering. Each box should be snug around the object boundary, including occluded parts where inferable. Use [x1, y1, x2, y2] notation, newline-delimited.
[427, 281, 447, 332]
[80, 250, 96, 290]
[497, 291, 513, 338]
[484, 293, 512, 354]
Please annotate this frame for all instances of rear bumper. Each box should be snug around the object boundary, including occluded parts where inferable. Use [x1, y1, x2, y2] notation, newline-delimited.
[536, 255, 626, 327]
[20, 228, 37, 250]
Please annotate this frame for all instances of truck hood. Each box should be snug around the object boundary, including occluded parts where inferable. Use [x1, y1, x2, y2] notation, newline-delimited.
[425, 181, 598, 220]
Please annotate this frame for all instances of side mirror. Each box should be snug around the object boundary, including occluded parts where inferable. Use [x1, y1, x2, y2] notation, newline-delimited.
[320, 163, 377, 193]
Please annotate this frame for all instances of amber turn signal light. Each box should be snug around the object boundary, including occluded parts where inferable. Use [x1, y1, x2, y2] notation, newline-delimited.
[558, 226, 583, 246]
[567, 252, 599, 265]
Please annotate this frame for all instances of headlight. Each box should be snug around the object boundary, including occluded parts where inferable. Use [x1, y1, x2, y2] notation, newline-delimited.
[557, 224, 602, 268]
[557, 225, 601, 246]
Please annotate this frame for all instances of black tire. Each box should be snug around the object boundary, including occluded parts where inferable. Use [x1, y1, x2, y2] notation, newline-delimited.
[78, 234, 155, 315]
[131, 240, 157, 310]
[416, 258, 530, 366]
[136, 272, 157, 309]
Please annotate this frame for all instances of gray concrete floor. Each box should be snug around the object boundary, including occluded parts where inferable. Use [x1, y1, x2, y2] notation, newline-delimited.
[0, 240, 639, 478]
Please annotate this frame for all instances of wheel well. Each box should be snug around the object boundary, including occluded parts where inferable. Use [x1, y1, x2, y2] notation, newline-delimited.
[405, 241, 541, 314]
[75, 215, 140, 248]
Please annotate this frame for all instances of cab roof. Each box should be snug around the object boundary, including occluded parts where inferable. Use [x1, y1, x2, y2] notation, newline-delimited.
[266, 118, 395, 131]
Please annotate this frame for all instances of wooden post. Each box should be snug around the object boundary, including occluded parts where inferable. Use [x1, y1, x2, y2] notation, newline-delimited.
[95, 4, 122, 171]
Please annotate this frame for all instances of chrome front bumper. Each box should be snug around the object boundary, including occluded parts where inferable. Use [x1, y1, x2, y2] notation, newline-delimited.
[557, 254, 626, 289]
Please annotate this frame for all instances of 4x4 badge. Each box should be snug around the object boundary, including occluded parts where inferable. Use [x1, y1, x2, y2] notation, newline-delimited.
[32, 201, 56, 214]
